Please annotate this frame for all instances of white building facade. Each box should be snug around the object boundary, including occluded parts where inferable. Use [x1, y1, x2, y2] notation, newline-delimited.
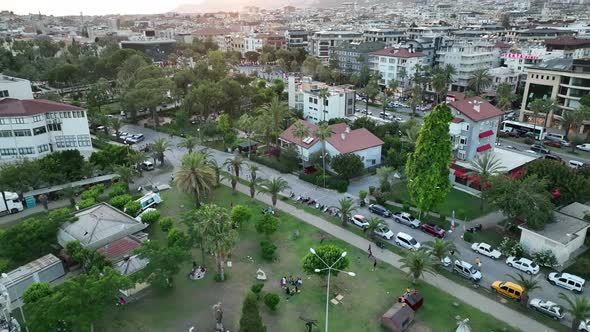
[0, 99, 93, 162]
[436, 44, 495, 91]
[0, 75, 33, 100]
[307, 30, 363, 59]
[368, 48, 426, 87]
[288, 76, 356, 123]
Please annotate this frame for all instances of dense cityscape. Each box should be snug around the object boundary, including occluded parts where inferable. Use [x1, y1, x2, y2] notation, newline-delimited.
[1, 0, 590, 331]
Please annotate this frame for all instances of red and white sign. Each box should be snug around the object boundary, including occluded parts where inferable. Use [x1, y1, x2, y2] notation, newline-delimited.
[502, 53, 539, 60]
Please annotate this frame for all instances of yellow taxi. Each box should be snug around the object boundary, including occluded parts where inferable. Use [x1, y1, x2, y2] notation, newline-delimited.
[491, 281, 524, 301]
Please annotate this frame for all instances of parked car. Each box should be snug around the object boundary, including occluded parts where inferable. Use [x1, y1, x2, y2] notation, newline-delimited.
[528, 298, 564, 320]
[394, 116, 406, 123]
[543, 154, 563, 163]
[471, 242, 501, 259]
[530, 144, 550, 154]
[577, 143, 590, 152]
[141, 160, 155, 171]
[547, 272, 585, 293]
[453, 260, 482, 282]
[546, 132, 566, 142]
[395, 232, 421, 250]
[374, 224, 394, 240]
[392, 212, 421, 228]
[569, 160, 585, 169]
[351, 214, 369, 228]
[543, 140, 562, 148]
[420, 223, 446, 238]
[368, 204, 391, 217]
[505, 256, 539, 275]
[491, 281, 524, 301]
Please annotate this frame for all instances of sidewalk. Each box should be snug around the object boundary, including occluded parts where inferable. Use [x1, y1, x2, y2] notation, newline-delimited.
[0, 199, 70, 227]
[227, 179, 555, 332]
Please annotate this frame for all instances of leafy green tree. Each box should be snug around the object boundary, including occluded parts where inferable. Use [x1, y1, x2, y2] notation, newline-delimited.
[468, 68, 493, 96]
[314, 123, 333, 187]
[167, 227, 191, 249]
[362, 78, 380, 113]
[495, 83, 515, 112]
[231, 205, 253, 227]
[237, 113, 257, 159]
[331, 153, 364, 179]
[376, 166, 395, 192]
[59, 185, 79, 207]
[258, 177, 291, 207]
[175, 110, 190, 135]
[64, 241, 111, 273]
[507, 273, 541, 306]
[406, 104, 453, 214]
[114, 164, 137, 190]
[256, 213, 279, 237]
[185, 80, 225, 119]
[408, 83, 422, 117]
[487, 175, 554, 230]
[139, 210, 161, 224]
[525, 159, 590, 205]
[260, 96, 291, 146]
[134, 240, 190, 289]
[86, 78, 110, 112]
[90, 144, 131, 170]
[303, 244, 350, 277]
[239, 292, 266, 332]
[467, 153, 506, 210]
[22, 282, 53, 305]
[399, 249, 437, 283]
[175, 152, 216, 208]
[559, 292, 590, 332]
[292, 121, 310, 171]
[528, 99, 554, 138]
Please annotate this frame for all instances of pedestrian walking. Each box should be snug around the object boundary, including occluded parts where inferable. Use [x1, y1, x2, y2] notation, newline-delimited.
[475, 256, 481, 269]
[368, 244, 373, 258]
[372, 258, 377, 271]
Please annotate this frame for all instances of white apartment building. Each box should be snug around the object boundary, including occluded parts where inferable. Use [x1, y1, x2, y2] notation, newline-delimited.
[0, 98, 93, 162]
[436, 44, 495, 91]
[288, 76, 356, 123]
[362, 29, 404, 47]
[368, 48, 426, 87]
[0, 75, 33, 100]
[307, 30, 363, 59]
[488, 67, 519, 93]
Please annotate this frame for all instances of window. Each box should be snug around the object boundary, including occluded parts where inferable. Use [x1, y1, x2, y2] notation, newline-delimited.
[13, 129, 32, 137]
[0, 90, 9, 97]
[12, 118, 25, 124]
[72, 111, 85, 118]
[78, 135, 91, 147]
[33, 115, 43, 122]
[309, 97, 313, 102]
[47, 123, 62, 131]
[33, 126, 47, 135]
[18, 147, 34, 155]
[63, 135, 77, 147]
[0, 148, 17, 156]
[459, 137, 467, 145]
[313, 98, 318, 104]
[37, 144, 49, 153]
[0, 118, 8, 125]
[0, 130, 12, 137]
[55, 136, 65, 148]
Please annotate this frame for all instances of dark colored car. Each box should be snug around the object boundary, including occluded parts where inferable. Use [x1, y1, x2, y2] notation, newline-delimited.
[543, 154, 563, 163]
[530, 144, 550, 154]
[368, 204, 391, 217]
[543, 140, 561, 148]
[420, 223, 446, 238]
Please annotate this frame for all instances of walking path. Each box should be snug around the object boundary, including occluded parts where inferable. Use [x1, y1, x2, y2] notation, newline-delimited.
[226, 180, 555, 332]
[0, 199, 70, 226]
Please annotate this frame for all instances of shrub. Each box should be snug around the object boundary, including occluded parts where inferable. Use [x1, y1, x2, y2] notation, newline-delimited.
[251, 155, 295, 173]
[263, 292, 280, 311]
[239, 292, 265, 331]
[77, 198, 96, 209]
[359, 190, 367, 201]
[402, 204, 411, 213]
[463, 232, 474, 243]
[372, 190, 386, 205]
[260, 240, 277, 261]
[368, 186, 375, 195]
[140, 210, 161, 224]
[298, 172, 349, 192]
[498, 237, 524, 257]
[231, 205, 252, 227]
[523, 137, 534, 145]
[256, 214, 279, 236]
[439, 214, 446, 224]
[251, 283, 265, 298]
[159, 217, 174, 232]
[532, 250, 558, 267]
[89, 184, 105, 194]
[109, 183, 127, 197]
[0, 259, 9, 273]
[80, 188, 100, 201]
[109, 194, 133, 209]
[214, 272, 230, 282]
[124, 200, 142, 217]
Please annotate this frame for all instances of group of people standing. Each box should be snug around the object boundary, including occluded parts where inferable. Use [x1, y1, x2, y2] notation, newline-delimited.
[281, 275, 303, 296]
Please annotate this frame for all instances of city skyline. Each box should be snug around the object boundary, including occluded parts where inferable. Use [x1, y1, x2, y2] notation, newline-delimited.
[4, 0, 189, 16]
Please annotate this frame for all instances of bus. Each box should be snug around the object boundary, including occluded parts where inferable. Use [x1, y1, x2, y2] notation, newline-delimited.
[500, 120, 547, 140]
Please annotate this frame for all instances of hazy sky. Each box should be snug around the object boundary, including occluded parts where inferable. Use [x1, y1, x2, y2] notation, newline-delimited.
[6, 0, 198, 16]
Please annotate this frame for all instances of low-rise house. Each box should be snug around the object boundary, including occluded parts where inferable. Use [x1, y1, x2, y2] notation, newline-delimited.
[0, 254, 65, 302]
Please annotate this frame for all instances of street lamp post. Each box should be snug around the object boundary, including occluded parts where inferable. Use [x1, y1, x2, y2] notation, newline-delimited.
[1, 273, 28, 332]
[309, 248, 355, 332]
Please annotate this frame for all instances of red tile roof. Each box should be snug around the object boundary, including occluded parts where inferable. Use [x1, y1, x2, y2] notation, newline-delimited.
[476, 144, 492, 153]
[327, 128, 384, 154]
[369, 48, 425, 58]
[451, 117, 464, 123]
[97, 236, 141, 261]
[279, 119, 319, 149]
[449, 97, 502, 122]
[545, 36, 590, 48]
[0, 98, 83, 117]
[479, 130, 494, 138]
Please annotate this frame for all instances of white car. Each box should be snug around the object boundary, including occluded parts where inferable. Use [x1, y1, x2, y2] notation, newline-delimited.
[395, 232, 421, 250]
[579, 319, 590, 332]
[471, 242, 501, 259]
[547, 272, 585, 293]
[374, 224, 394, 240]
[392, 212, 421, 228]
[528, 298, 564, 320]
[506, 256, 539, 275]
[351, 214, 369, 228]
[577, 143, 590, 152]
[394, 116, 405, 123]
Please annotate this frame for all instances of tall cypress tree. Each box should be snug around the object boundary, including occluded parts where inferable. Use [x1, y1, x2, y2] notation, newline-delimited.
[406, 103, 453, 214]
[239, 291, 266, 332]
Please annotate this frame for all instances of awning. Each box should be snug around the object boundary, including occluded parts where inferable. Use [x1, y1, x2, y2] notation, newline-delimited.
[476, 144, 492, 153]
[479, 130, 494, 139]
[453, 168, 466, 178]
[451, 117, 464, 123]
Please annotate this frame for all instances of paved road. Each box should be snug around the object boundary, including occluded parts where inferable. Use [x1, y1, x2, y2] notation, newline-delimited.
[497, 137, 590, 165]
[123, 124, 584, 330]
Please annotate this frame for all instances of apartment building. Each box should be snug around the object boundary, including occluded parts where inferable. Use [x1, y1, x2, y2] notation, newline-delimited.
[436, 43, 494, 91]
[368, 47, 426, 87]
[545, 36, 590, 59]
[331, 42, 385, 75]
[362, 29, 404, 47]
[0, 75, 33, 100]
[519, 58, 590, 131]
[288, 76, 356, 123]
[307, 30, 363, 60]
[0, 98, 92, 161]
[448, 97, 503, 161]
[285, 29, 309, 48]
[488, 67, 519, 93]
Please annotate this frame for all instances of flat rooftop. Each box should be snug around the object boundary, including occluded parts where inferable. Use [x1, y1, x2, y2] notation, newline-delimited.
[520, 211, 590, 245]
[454, 147, 539, 173]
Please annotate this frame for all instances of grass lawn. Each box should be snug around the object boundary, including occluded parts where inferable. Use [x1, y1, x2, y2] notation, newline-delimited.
[96, 186, 519, 332]
[386, 181, 492, 221]
[101, 101, 122, 115]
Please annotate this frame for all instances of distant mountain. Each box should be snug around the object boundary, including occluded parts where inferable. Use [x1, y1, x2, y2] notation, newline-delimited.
[173, 0, 356, 13]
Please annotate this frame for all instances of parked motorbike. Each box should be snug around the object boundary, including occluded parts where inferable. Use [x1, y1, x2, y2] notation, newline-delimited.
[466, 224, 483, 233]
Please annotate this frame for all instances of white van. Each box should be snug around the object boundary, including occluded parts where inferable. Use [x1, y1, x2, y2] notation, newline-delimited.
[569, 160, 585, 169]
[395, 232, 421, 250]
[136, 192, 162, 211]
[547, 272, 585, 293]
[546, 133, 566, 142]
[453, 260, 482, 282]
[141, 160, 155, 171]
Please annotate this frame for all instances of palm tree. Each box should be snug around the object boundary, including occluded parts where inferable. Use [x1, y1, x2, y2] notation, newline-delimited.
[59, 185, 79, 207]
[199, 204, 238, 281]
[261, 96, 290, 146]
[175, 152, 216, 208]
[248, 164, 260, 198]
[528, 99, 555, 139]
[495, 83, 514, 112]
[468, 69, 493, 96]
[399, 249, 437, 284]
[291, 121, 310, 171]
[177, 135, 199, 154]
[319, 88, 329, 122]
[254, 109, 274, 151]
[408, 84, 422, 117]
[432, 69, 448, 104]
[224, 156, 245, 180]
[376, 166, 395, 192]
[152, 138, 170, 165]
[507, 273, 541, 306]
[331, 198, 357, 227]
[114, 165, 136, 191]
[221, 172, 239, 192]
[237, 113, 256, 159]
[314, 123, 333, 188]
[110, 117, 122, 135]
[424, 239, 458, 268]
[467, 153, 506, 210]
[559, 292, 590, 331]
[258, 177, 291, 207]
[206, 156, 221, 187]
[127, 151, 148, 175]
[365, 217, 382, 241]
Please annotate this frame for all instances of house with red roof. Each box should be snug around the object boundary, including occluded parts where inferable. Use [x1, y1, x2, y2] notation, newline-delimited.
[368, 47, 426, 87]
[279, 120, 384, 168]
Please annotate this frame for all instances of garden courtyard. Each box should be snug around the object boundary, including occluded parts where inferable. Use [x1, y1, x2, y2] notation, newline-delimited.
[96, 186, 518, 332]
